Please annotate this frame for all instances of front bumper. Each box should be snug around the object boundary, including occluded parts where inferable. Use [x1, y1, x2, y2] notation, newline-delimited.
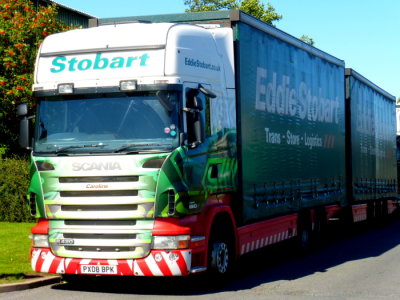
[31, 248, 192, 276]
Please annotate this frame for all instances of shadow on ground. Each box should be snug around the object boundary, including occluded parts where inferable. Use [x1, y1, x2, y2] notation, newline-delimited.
[52, 216, 400, 296]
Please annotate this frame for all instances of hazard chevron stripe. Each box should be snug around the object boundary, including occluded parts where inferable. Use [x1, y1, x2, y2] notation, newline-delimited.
[31, 248, 191, 277]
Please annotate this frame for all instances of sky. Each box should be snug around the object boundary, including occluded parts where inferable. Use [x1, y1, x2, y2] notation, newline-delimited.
[55, 0, 399, 99]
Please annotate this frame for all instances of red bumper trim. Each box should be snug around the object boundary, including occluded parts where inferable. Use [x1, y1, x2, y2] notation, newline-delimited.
[31, 219, 49, 235]
[152, 218, 191, 236]
[31, 248, 192, 277]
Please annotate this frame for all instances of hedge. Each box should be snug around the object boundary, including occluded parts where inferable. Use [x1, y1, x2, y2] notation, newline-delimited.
[0, 156, 33, 222]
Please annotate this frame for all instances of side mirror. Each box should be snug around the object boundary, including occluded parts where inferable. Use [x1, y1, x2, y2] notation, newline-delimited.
[19, 118, 30, 149]
[193, 96, 203, 111]
[192, 114, 202, 147]
[17, 103, 34, 149]
[199, 84, 216, 99]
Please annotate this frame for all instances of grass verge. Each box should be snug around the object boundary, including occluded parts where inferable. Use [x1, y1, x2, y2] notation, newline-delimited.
[0, 222, 33, 284]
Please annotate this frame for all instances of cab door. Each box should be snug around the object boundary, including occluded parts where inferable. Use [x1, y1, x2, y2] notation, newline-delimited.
[180, 82, 213, 213]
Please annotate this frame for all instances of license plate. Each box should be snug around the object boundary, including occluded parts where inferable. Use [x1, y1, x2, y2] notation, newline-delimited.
[81, 265, 118, 275]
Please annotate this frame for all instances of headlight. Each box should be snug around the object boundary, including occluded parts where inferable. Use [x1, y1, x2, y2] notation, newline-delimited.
[152, 235, 190, 250]
[29, 234, 49, 248]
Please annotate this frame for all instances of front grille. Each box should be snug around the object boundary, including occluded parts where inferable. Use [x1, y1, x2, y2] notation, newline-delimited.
[45, 168, 158, 259]
[61, 205, 138, 212]
[49, 221, 153, 259]
[59, 176, 138, 183]
[63, 233, 137, 239]
[60, 190, 138, 197]
[65, 246, 137, 252]
[64, 220, 137, 226]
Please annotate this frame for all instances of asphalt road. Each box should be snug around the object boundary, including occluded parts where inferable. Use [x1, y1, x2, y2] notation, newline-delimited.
[3, 217, 400, 300]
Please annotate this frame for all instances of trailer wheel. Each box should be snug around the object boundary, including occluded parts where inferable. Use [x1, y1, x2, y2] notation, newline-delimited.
[313, 208, 327, 245]
[381, 200, 388, 220]
[367, 201, 376, 222]
[297, 211, 312, 253]
[298, 224, 311, 252]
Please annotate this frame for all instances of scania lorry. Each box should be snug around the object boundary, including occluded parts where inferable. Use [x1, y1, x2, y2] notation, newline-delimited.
[18, 10, 397, 278]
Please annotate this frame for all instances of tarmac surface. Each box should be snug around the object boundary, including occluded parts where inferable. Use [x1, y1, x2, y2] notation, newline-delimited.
[0, 275, 60, 293]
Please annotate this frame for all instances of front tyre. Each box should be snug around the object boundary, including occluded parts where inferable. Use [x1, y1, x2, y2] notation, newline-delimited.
[208, 216, 235, 278]
[210, 241, 230, 274]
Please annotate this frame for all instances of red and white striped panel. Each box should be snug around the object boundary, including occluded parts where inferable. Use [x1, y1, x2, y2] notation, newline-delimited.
[352, 204, 367, 222]
[31, 248, 65, 274]
[240, 229, 297, 255]
[31, 248, 191, 277]
[388, 200, 398, 215]
[133, 250, 191, 276]
[238, 214, 298, 256]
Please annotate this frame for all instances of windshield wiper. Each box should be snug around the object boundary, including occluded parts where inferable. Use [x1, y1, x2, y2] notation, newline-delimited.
[55, 143, 107, 154]
[113, 143, 170, 153]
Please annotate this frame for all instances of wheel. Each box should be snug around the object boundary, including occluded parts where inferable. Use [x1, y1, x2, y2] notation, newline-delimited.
[208, 217, 235, 278]
[367, 201, 376, 222]
[210, 241, 230, 274]
[297, 222, 312, 253]
[375, 200, 383, 220]
[380, 200, 388, 219]
[339, 205, 354, 234]
[313, 208, 327, 243]
[296, 210, 312, 253]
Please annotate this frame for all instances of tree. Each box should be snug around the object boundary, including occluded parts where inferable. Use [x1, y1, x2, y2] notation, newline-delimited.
[184, 0, 282, 24]
[300, 35, 315, 46]
[184, 0, 238, 11]
[238, 0, 281, 24]
[184, 1, 316, 44]
[0, 0, 70, 155]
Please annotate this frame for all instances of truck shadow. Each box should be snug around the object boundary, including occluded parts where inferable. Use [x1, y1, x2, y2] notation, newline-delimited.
[52, 215, 400, 296]
[231, 215, 400, 290]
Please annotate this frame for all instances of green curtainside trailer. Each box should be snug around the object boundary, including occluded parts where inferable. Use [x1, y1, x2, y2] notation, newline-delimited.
[345, 68, 397, 218]
[234, 19, 346, 224]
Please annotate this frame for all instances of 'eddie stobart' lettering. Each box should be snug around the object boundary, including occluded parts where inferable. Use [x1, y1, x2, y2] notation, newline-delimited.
[50, 53, 150, 73]
[255, 67, 340, 124]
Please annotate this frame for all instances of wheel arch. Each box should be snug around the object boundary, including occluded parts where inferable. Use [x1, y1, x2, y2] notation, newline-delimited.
[202, 204, 239, 264]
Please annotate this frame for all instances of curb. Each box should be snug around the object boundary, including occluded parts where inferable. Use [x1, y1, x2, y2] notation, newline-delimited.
[0, 276, 61, 293]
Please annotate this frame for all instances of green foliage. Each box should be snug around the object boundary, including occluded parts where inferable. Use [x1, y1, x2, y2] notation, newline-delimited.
[0, 156, 33, 222]
[0, 0, 71, 154]
[0, 222, 33, 279]
[184, 0, 282, 24]
[300, 34, 315, 46]
[184, 0, 238, 11]
[239, 0, 281, 24]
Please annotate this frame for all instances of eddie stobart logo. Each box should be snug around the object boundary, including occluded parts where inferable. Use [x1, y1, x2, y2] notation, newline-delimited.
[184, 57, 221, 72]
[50, 52, 150, 73]
[255, 67, 340, 124]
[72, 162, 122, 171]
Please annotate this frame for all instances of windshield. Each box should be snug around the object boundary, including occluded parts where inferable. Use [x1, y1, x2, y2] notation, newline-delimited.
[34, 92, 180, 154]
